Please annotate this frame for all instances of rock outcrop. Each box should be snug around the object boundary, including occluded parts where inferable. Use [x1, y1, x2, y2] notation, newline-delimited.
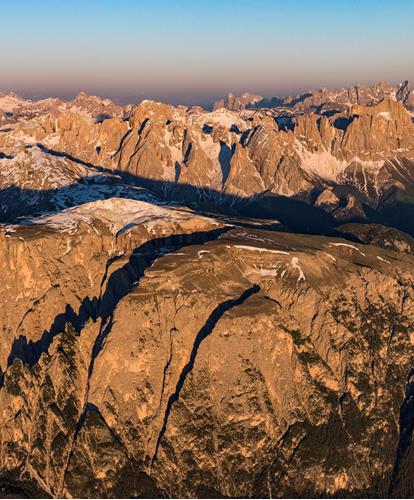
[213, 92, 263, 112]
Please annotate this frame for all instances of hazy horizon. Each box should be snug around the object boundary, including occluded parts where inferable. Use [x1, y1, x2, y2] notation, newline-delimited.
[2, 0, 414, 107]
[1, 78, 411, 109]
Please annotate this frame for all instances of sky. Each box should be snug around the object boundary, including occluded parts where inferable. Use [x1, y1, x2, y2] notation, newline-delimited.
[1, 0, 413, 106]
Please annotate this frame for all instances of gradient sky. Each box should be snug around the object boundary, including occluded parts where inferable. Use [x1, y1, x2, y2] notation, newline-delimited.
[1, 0, 413, 106]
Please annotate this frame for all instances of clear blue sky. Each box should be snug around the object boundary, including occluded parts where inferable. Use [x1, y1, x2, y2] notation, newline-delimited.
[1, 0, 413, 105]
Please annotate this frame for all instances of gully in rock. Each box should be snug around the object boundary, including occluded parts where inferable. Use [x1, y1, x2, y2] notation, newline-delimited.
[151, 284, 261, 465]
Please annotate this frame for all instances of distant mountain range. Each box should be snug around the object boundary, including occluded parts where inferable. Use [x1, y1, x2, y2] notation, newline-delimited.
[213, 80, 414, 112]
[2, 81, 414, 231]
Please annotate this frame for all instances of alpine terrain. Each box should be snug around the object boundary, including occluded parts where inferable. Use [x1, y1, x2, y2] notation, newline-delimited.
[1, 80, 414, 498]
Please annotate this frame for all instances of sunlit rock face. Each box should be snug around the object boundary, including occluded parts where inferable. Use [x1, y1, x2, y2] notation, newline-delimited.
[1, 86, 414, 497]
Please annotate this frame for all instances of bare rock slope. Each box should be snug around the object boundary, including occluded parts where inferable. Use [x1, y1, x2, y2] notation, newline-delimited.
[1, 200, 414, 497]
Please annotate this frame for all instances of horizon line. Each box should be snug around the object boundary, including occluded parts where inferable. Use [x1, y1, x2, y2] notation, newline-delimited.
[1, 77, 411, 108]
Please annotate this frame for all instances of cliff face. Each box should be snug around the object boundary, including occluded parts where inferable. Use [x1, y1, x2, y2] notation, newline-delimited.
[1, 204, 414, 497]
[1, 89, 414, 498]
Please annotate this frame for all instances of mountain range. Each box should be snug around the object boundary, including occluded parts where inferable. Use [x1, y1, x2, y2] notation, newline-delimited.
[1, 81, 414, 498]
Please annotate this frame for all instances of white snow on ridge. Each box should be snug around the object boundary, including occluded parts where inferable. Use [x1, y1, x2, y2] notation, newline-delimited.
[0, 147, 95, 190]
[377, 256, 391, 264]
[232, 245, 308, 284]
[202, 108, 243, 129]
[328, 242, 366, 257]
[254, 268, 279, 277]
[0, 93, 28, 112]
[24, 198, 215, 235]
[198, 250, 210, 259]
[233, 244, 290, 255]
[297, 146, 346, 181]
[198, 134, 221, 163]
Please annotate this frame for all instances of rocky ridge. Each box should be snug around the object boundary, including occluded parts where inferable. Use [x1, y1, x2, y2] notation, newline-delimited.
[2, 89, 414, 233]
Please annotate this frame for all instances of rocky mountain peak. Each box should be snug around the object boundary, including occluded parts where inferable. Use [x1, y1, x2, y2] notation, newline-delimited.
[74, 90, 89, 100]
[213, 91, 263, 111]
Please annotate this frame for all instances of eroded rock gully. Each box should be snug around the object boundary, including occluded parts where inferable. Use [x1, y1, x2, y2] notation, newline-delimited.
[1, 205, 414, 497]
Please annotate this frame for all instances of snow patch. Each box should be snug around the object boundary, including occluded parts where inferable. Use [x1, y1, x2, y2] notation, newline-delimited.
[297, 142, 384, 181]
[255, 268, 279, 277]
[26, 198, 215, 235]
[377, 256, 391, 264]
[198, 250, 210, 259]
[329, 242, 366, 257]
[291, 256, 306, 282]
[378, 111, 392, 121]
[233, 245, 290, 255]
